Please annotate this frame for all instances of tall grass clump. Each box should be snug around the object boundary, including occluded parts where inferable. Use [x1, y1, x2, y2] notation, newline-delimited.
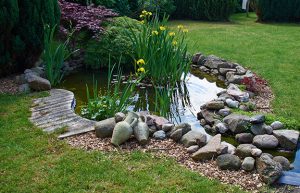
[43, 25, 77, 86]
[81, 57, 138, 121]
[127, 10, 190, 85]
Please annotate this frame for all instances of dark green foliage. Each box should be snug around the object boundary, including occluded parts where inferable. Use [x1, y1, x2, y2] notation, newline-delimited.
[84, 17, 142, 69]
[172, 0, 237, 21]
[0, 0, 60, 77]
[256, 0, 300, 22]
[141, 0, 176, 18]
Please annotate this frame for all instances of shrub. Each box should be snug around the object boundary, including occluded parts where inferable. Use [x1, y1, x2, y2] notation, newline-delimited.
[127, 11, 190, 85]
[172, 0, 237, 21]
[241, 74, 267, 94]
[84, 17, 142, 69]
[0, 0, 60, 77]
[256, 0, 300, 22]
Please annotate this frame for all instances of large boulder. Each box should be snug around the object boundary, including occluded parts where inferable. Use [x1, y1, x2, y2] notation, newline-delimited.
[273, 156, 291, 171]
[236, 144, 257, 158]
[223, 114, 250, 134]
[256, 154, 283, 184]
[252, 135, 279, 149]
[216, 154, 241, 170]
[242, 157, 255, 171]
[95, 118, 116, 138]
[27, 74, 51, 91]
[273, 130, 299, 150]
[205, 101, 224, 110]
[180, 131, 207, 148]
[192, 134, 221, 161]
[235, 133, 254, 144]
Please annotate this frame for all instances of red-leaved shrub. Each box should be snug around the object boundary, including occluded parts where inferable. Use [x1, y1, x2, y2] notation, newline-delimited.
[241, 74, 267, 94]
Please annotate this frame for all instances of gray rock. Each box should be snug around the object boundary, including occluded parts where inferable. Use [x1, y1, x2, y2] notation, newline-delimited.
[221, 141, 236, 154]
[199, 66, 210, 73]
[204, 125, 216, 134]
[115, 112, 125, 123]
[203, 55, 225, 69]
[273, 156, 291, 171]
[15, 74, 27, 84]
[192, 134, 221, 161]
[152, 115, 170, 130]
[219, 68, 236, 75]
[251, 148, 263, 157]
[250, 115, 266, 124]
[181, 131, 207, 148]
[264, 125, 273, 135]
[256, 154, 283, 184]
[223, 114, 250, 134]
[216, 154, 241, 170]
[225, 98, 239, 108]
[134, 117, 150, 145]
[215, 122, 229, 134]
[187, 145, 200, 154]
[218, 108, 231, 117]
[162, 123, 174, 132]
[149, 125, 157, 136]
[242, 157, 255, 171]
[226, 83, 250, 102]
[18, 83, 30, 93]
[192, 52, 206, 65]
[235, 133, 254, 144]
[271, 121, 284, 130]
[205, 101, 224, 110]
[218, 93, 235, 101]
[235, 65, 247, 75]
[170, 128, 183, 142]
[273, 130, 300, 150]
[216, 143, 229, 155]
[261, 153, 274, 159]
[95, 118, 116, 138]
[253, 135, 279, 149]
[251, 123, 267, 135]
[236, 144, 257, 158]
[153, 130, 166, 140]
[197, 110, 215, 125]
[174, 123, 192, 135]
[27, 74, 51, 91]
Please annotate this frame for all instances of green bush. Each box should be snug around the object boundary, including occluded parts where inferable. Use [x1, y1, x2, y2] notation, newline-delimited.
[0, 0, 60, 77]
[84, 17, 142, 69]
[141, 0, 176, 18]
[256, 0, 300, 22]
[172, 0, 237, 21]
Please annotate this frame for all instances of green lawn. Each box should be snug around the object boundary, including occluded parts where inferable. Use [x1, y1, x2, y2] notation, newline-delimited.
[170, 13, 300, 123]
[0, 94, 244, 192]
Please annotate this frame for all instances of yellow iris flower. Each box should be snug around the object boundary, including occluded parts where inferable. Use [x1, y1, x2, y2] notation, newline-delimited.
[168, 32, 175, 36]
[172, 40, 178, 46]
[138, 67, 145, 73]
[177, 25, 184, 29]
[137, 59, 145, 65]
[159, 26, 166, 31]
[152, 31, 159, 35]
[183, 29, 189, 33]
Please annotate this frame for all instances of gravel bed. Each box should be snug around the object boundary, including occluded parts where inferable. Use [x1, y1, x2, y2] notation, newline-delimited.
[0, 76, 19, 94]
[66, 132, 264, 192]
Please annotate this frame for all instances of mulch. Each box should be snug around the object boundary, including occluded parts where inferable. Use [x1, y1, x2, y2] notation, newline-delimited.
[0, 76, 19, 94]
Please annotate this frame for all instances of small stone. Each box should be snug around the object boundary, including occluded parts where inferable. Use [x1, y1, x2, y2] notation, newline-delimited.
[115, 112, 125, 123]
[225, 98, 239, 108]
[170, 129, 183, 142]
[236, 144, 257, 158]
[263, 125, 273, 135]
[187, 145, 200, 154]
[204, 125, 216, 134]
[218, 108, 231, 117]
[251, 148, 262, 157]
[162, 123, 174, 132]
[261, 153, 274, 159]
[253, 135, 279, 149]
[235, 133, 254, 144]
[271, 121, 284, 130]
[273, 156, 291, 171]
[242, 157, 255, 171]
[153, 116, 170, 130]
[235, 65, 247, 75]
[205, 100, 224, 110]
[221, 141, 236, 154]
[250, 115, 265, 124]
[216, 154, 241, 171]
[153, 130, 166, 140]
[174, 123, 192, 135]
[197, 110, 216, 125]
[200, 119, 206, 126]
[216, 143, 228, 155]
[215, 122, 229, 134]
[251, 123, 267, 135]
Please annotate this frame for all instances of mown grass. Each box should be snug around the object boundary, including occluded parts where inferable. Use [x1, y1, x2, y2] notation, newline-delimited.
[0, 93, 245, 192]
[170, 13, 300, 123]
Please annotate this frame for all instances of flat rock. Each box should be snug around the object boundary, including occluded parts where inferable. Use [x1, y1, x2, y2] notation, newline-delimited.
[27, 74, 51, 91]
[273, 130, 299, 150]
[192, 134, 221, 161]
[216, 154, 241, 170]
[181, 130, 207, 148]
[253, 135, 279, 149]
[223, 114, 250, 134]
[205, 101, 224, 110]
[226, 83, 250, 102]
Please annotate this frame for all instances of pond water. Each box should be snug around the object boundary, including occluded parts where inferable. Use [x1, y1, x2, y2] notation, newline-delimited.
[59, 68, 225, 134]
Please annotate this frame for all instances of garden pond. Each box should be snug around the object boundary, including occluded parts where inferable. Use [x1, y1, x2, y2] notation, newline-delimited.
[59, 68, 296, 162]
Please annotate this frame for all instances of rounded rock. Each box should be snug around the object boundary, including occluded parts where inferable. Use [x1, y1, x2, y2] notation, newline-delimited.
[271, 121, 284, 130]
[253, 135, 279, 149]
[273, 156, 291, 171]
[242, 157, 255, 171]
[216, 154, 241, 170]
[153, 130, 166, 140]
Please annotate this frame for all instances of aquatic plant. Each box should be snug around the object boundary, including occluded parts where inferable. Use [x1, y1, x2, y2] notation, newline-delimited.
[81, 57, 138, 121]
[43, 25, 77, 86]
[127, 10, 190, 85]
